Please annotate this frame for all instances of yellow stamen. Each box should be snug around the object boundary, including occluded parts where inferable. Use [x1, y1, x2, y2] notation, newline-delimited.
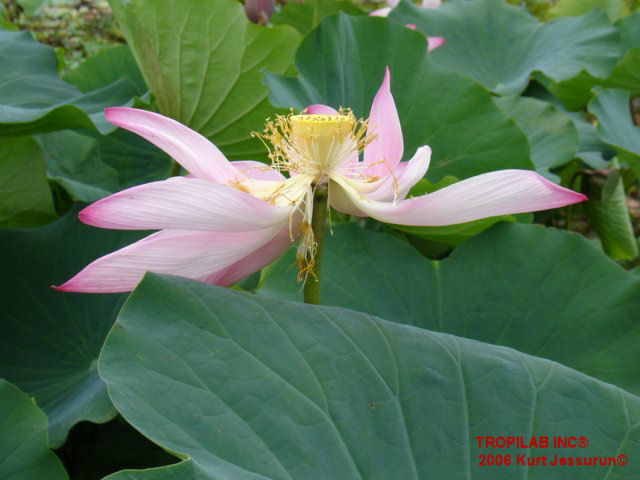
[244, 110, 378, 281]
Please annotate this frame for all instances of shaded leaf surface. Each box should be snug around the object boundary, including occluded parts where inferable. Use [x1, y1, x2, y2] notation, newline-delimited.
[0, 379, 68, 480]
[547, 12, 640, 110]
[0, 136, 56, 227]
[0, 206, 146, 446]
[265, 14, 532, 181]
[99, 274, 640, 479]
[63, 44, 147, 95]
[0, 29, 139, 136]
[588, 87, 640, 173]
[38, 129, 172, 202]
[585, 170, 639, 260]
[260, 223, 640, 394]
[494, 95, 578, 181]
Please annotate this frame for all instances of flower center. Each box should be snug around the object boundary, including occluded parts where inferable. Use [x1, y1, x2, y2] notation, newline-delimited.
[288, 114, 354, 181]
[233, 111, 375, 281]
[254, 109, 373, 185]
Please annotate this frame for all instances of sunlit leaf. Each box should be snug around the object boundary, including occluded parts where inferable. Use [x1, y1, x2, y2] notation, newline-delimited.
[107, 0, 300, 160]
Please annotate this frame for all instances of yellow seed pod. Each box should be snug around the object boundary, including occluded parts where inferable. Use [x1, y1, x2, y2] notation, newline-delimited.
[289, 114, 353, 166]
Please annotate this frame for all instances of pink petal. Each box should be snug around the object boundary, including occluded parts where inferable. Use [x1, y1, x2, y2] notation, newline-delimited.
[304, 104, 339, 114]
[427, 37, 445, 52]
[105, 108, 237, 183]
[363, 67, 404, 178]
[231, 161, 285, 181]
[203, 222, 296, 286]
[370, 7, 391, 17]
[53, 227, 282, 293]
[332, 170, 587, 226]
[79, 176, 292, 232]
[366, 146, 431, 201]
[421, 0, 441, 8]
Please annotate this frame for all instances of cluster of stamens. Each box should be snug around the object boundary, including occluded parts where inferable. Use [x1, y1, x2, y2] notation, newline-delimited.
[238, 110, 378, 281]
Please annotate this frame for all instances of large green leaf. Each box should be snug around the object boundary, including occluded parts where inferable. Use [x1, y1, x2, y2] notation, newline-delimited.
[107, 0, 300, 161]
[0, 29, 139, 136]
[260, 222, 640, 394]
[0, 136, 56, 227]
[588, 87, 640, 174]
[547, 13, 640, 110]
[38, 128, 172, 202]
[494, 95, 578, 181]
[100, 274, 640, 478]
[265, 14, 532, 181]
[271, 0, 364, 35]
[0, 206, 146, 447]
[391, 0, 619, 95]
[0, 379, 68, 480]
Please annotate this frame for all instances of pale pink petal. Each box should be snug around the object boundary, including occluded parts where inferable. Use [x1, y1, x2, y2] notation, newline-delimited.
[328, 179, 367, 217]
[370, 7, 391, 17]
[332, 170, 587, 225]
[421, 0, 441, 8]
[387, 0, 400, 7]
[203, 222, 297, 286]
[105, 108, 237, 183]
[231, 161, 285, 181]
[428, 37, 445, 52]
[363, 67, 403, 178]
[79, 176, 292, 232]
[406, 24, 417, 30]
[53, 227, 282, 293]
[366, 146, 431, 201]
[304, 104, 339, 114]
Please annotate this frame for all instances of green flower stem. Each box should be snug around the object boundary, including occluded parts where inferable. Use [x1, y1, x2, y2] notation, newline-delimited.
[170, 160, 181, 177]
[303, 187, 328, 305]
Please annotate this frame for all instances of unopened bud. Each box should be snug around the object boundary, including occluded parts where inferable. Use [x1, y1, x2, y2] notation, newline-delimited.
[244, 0, 275, 25]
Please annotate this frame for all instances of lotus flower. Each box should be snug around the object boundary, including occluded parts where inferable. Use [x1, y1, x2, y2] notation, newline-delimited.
[370, 0, 445, 51]
[55, 68, 586, 293]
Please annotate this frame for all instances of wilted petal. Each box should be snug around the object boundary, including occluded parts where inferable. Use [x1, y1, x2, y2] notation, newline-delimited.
[363, 67, 403, 178]
[105, 108, 237, 183]
[428, 36, 445, 52]
[231, 161, 285, 181]
[304, 104, 339, 114]
[79, 176, 292, 231]
[203, 222, 297, 286]
[53, 227, 282, 293]
[367, 146, 431, 201]
[333, 170, 587, 225]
